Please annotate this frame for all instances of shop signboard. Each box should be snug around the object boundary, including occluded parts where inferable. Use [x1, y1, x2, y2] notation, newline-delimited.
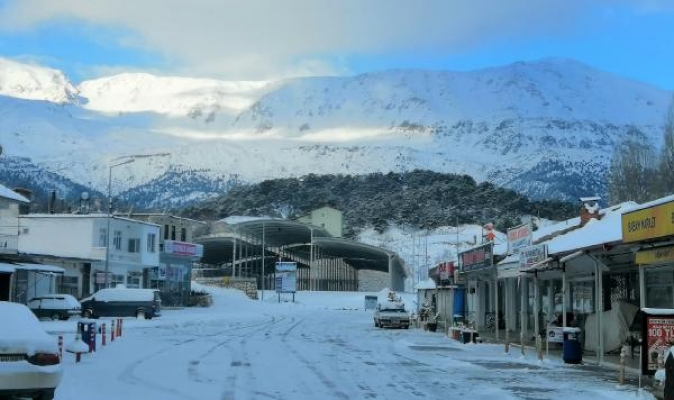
[636, 245, 674, 265]
[275, 262, 297, 293]
[507, 222, 532, 254]
[622, 200, 674, 243]
[436, 262, 454, 281]
[164, 240, 204, 257]
[459, 243, 493, 273]
[642, 311, 674, 375]
[519, 244, 548, 270]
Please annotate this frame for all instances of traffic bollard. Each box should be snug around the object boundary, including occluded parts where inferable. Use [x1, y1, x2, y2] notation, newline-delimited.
[58, 335, 63, 360]
[619, 345, 627, 385]
[102, 323, 106, 346]
[111, 319, 116, 342]
[88, 324, 95, 353]
[119, 318, 123, 337]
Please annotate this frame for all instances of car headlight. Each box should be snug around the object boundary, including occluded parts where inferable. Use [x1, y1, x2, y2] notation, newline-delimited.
[27, 353, 61, 366]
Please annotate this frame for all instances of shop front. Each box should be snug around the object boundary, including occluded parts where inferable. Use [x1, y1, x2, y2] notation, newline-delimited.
[459, 243, 495, 333]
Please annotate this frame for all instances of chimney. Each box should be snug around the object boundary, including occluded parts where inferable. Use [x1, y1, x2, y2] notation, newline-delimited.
[12, 188, 32, 215]
[48, 190, 56, 214]
[579, 197, 601, 226]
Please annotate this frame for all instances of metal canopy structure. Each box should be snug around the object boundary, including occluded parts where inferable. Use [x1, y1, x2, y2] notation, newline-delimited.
[194, 218, 408, 290]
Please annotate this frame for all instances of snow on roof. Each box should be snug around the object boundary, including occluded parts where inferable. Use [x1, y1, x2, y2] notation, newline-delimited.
[416, 278, 437, 290]
[222, 215, 274, 224]
[626, 194, 674, 214]
[579, 196, 601, 202]
[20, 213, 160, 228]
[546, 202, 639, 255]
[497, 253, 520, 266]
[0, 183, 29, 203]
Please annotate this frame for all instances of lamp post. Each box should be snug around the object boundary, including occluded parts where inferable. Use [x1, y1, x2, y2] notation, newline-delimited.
[104, 159, 135, 289]
[103, 152, 171, 290]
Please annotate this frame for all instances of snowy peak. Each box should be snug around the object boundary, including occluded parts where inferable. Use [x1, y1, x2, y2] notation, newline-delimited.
[0, 58, 79, 104]
[78, 72, 272, 117]
[233, 57, 670, 135]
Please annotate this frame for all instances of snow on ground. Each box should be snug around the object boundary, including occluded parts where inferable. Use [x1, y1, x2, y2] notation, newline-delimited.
[41, 284, 653, 400]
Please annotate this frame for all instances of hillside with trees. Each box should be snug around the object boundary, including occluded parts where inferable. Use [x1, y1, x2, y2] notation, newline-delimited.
[182, 170, 577, 237]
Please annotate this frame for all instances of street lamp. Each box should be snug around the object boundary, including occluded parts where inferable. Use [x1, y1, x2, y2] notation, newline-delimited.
[104, 159, 135, 289]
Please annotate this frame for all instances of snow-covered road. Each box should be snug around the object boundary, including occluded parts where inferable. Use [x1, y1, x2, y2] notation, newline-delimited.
[46, 287, 652, 400]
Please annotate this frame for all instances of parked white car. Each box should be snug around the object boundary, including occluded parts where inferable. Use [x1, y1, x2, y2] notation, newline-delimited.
[28, 294, 81, 321]
[0, 301, 63, 400]
[374, 300, 411, 329]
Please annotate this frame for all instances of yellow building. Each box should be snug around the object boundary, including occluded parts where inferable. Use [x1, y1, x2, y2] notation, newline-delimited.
[298, 207, 343, 238]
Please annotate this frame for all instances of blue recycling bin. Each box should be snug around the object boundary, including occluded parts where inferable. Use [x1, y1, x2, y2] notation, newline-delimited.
[562, 327, 582, 364]
[77, 320, 97, 352]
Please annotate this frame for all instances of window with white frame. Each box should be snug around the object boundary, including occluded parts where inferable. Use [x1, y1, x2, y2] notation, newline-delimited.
[98, 228, 107, 247]
[147, 233, 156, 253]
[128, 238, 141, 253]
[113, 230, 122, 250]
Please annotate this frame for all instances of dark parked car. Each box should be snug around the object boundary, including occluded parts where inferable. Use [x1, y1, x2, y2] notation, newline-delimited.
[80, 288, 161, 319]
[27, 294, 81, 321]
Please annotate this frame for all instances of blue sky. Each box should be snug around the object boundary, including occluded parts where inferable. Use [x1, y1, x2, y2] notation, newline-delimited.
[0, 1, 672, 89]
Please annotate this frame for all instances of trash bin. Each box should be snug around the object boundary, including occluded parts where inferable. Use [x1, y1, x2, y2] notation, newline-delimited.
[77, 320, 97, 352]
[562, 327, 582, 364]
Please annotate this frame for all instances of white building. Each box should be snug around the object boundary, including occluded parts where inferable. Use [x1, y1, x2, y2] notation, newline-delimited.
[18, 213, 161, 297]
[0, 184, 30, 301]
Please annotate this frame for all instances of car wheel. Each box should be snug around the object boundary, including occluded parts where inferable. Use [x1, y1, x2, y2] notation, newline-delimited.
[51, 312, 61, 321]
[136, 309, 145, 319]
[33, 388, 55, 400]
[82, 309, 92, 319]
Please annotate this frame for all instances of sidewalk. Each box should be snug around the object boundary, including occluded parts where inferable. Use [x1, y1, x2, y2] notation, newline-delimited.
[443, 327, 662, 398]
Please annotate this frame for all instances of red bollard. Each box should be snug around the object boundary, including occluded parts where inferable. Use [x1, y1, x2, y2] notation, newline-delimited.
[58, 336, 63, 360]
[111, 319, 116, 342]
[102, 324, 106, 346]
[88, 324, 95, 353]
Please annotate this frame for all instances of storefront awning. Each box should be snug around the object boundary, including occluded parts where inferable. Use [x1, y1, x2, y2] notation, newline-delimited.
[521, 257, 554, 273]
[16, 263, 65, 274]
[0, 263, 16, 273]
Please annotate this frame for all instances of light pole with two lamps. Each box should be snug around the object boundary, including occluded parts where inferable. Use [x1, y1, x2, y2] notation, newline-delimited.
[103, 152, 170, 289]
[104, 159, 135, 289]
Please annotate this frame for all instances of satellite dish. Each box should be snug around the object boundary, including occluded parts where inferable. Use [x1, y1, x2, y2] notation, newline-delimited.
[81, 192, 90, 200]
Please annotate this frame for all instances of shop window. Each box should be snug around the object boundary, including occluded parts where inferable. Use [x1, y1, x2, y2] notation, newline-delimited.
[181, 228, 186, 242]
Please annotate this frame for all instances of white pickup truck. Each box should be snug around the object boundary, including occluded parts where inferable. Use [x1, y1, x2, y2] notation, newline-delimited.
[374, 300, 411, 329]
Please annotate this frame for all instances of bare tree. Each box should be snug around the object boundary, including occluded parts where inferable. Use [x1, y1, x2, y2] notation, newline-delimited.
[658, 95, 674, 196]
[608, 140, 658, 204]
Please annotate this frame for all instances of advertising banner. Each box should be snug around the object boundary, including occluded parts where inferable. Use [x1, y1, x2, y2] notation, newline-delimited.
[636, 246, 674, 265]
[622, 200, 674, 243]
[164, 240, 204, 257]
[643, 315, 674, 374]
[275, 262, 297, 293]
[507, 222, 532, 254]
[459, 243, 493, 273]
[519, 244, 548, 270]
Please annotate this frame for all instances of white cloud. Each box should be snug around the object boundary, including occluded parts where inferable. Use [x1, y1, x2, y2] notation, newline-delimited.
[0, 0, 592, 79]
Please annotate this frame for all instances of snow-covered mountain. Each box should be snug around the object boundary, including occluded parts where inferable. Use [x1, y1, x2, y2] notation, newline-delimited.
[0, 57, 671, 209]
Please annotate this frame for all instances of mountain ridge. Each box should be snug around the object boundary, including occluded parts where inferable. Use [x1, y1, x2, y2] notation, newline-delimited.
[0, 57, 671, 209]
